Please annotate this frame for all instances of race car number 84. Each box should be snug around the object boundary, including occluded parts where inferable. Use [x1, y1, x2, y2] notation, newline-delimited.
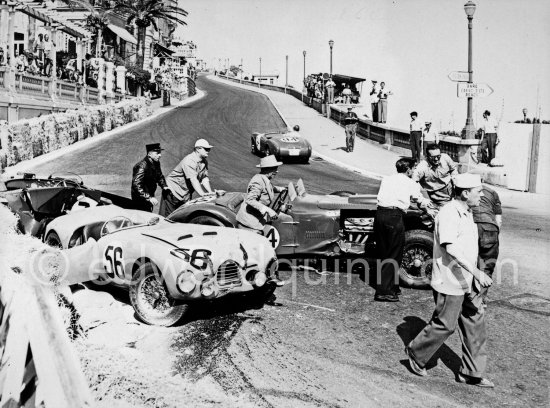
[104, 245, 124, 279]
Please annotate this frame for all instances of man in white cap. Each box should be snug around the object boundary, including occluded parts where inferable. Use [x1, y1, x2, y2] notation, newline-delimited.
[159, 139, 215, 216]
[405, 173, 494, 388]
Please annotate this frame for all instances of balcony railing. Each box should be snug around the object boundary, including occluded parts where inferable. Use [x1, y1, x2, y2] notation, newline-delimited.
[14, 72, 51, 98]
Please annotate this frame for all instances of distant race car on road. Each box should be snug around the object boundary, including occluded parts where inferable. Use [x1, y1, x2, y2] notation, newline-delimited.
[44, 205, 279, 326]
[250, 130, 312, 163]
[168, 180, 435, 289]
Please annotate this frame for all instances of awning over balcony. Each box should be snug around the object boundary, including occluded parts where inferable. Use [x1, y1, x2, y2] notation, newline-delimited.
[153, 42, 174, 58]
[107, 24, 137, 45]
[16, 4, 93, 39]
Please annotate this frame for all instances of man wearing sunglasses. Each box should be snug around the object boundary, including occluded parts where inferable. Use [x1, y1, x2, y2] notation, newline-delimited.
[412, 143, 458, 208]
[160, 139, 215, 216]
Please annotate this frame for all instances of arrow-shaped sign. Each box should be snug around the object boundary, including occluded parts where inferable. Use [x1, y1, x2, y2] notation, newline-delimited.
[457, 82, 494, 98]
[448, 71, 469, 82]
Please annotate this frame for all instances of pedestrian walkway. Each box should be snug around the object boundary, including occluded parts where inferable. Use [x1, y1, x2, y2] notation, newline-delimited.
[211, 75, 550, 213]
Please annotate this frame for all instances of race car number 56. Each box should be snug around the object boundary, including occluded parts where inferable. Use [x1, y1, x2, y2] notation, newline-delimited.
[104, 245, 124, 279]
[262, 226, 280, 249]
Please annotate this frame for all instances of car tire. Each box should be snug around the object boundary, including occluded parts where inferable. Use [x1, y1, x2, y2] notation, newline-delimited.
[399, 229, 433, 289]
[189, 215, 231, 227]
[329, 191, 356, 197]
[250, 284, 277, 308]
[45, 231, 62, 248]
[129, 262, 189, 326]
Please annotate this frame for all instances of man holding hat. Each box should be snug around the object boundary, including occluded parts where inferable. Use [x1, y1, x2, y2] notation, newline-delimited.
[236, 155, 285, 234]
[131, 143, 170, 212]
[343, 106, 359, 153]
[159, 139, 215, 217]
[405, 173, 494, 388]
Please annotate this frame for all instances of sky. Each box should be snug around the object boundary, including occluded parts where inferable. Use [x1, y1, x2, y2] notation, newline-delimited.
[175, 0, 550, 129]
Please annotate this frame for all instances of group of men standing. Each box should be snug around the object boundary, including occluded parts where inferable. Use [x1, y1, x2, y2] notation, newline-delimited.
[369, 80, 393, 123]
[373, 144, 502, 388]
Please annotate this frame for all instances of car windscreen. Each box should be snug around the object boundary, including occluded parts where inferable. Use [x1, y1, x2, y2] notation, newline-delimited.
[25, 187, 81, 215]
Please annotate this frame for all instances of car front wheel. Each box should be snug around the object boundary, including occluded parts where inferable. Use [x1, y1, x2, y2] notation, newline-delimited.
[399, 230, 433, 289]
[129, 262, 189, 326]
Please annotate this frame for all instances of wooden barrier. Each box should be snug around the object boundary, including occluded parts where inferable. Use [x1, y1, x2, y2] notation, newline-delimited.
[0, 263, 94, 407]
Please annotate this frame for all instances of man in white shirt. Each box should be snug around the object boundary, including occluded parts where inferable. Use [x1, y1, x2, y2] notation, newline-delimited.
[373, 158, 435, 302]
[325, 76, 336, 104]
[409, 111, 423, 163]
[159, 139, 215, 216]
[405, 173, 494, 388]
[481, 110, 498, 166]
[422, 121, 439, 158]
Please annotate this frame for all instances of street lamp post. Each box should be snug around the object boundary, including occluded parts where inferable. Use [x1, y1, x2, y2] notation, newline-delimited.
[259, 57, 262, 88]
[462, 1, 476, 139]
[285, 55, 288, 91]
[328, 40, 334, 76]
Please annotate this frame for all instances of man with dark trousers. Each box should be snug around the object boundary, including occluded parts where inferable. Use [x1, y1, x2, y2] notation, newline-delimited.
[343, 107, 359, 152]
[472, 185, 502, 301]
[409, 111, 423, 162]
[131, 143, 171, 212]
[373, 158, 435, 302]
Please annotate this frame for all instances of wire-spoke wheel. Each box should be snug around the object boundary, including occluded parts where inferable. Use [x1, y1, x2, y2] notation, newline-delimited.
[129, 262, 189, 326]
[399, 230, 433, 289]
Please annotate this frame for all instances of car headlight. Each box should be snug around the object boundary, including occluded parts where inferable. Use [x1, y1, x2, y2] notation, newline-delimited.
[245, 269, 266, 287]
[201, 280, 218, 298]
[176, 271, 197, 294]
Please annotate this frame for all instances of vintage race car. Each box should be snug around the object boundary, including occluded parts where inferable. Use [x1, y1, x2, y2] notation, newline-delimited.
[250, 130, 312, 163]
[168, 180, 435, 289]
[44, 205, 279, 326]
[0, 173, 136, 238]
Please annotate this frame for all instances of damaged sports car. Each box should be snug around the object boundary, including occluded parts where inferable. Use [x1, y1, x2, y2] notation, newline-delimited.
[168, 179, 434, 289]
[44, 204, 280, 326]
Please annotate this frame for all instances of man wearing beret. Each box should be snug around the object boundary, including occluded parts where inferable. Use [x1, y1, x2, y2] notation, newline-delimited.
[405, 173, 494, 388]
[131, 143, 171, 212]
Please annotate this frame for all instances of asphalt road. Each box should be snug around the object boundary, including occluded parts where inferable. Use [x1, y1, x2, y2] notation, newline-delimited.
[28, 75, 380, 199]
[27, 76, 550, 407]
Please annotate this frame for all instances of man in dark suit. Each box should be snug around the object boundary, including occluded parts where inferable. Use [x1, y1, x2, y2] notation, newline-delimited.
[343, 107, 359, 152]
[131, 143, 171, 212]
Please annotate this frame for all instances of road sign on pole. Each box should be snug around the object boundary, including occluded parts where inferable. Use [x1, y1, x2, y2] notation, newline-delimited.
[448, 71, 470, 82]
[457, 83, 494, 98]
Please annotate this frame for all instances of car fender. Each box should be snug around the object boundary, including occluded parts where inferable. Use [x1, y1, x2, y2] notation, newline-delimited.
[168, 204, 237, 227]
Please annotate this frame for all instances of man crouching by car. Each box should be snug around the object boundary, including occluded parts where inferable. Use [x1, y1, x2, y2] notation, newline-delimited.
[131, 143, 172, 212]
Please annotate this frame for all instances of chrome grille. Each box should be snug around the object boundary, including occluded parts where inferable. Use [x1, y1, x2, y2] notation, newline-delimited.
[217, 260, 242, 287]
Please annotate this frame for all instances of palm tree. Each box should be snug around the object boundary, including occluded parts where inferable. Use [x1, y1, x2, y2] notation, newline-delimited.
[113, 0, 188, 69]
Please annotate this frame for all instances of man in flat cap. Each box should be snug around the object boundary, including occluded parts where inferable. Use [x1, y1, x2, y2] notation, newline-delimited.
[405, 173, 494, 388]
[160, 139, 216, 217]
[131, 143, 171, 212]
[343, 106, 359, 152]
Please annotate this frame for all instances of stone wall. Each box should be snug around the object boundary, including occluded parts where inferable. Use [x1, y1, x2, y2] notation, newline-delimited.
[0, 97, 151, 168]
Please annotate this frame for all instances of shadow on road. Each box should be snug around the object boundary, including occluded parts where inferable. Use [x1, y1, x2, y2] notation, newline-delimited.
[396, 316, 462, 372]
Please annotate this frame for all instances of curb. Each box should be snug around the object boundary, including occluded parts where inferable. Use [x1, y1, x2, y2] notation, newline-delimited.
[211, 75, 384, 180]
[3, 90, 206, 176]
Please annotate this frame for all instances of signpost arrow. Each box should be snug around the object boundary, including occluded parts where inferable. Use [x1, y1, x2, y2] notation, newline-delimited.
[457, 82, 494, 98]
[448, 71, 469, 82]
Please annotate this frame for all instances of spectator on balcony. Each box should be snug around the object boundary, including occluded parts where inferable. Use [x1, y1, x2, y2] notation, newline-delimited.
[27, 54, 40, 76]
[34, 34, 45, 65]
[43, 34, 54, 76]
[413, 143, 458, 208]
[15, 51, 27, 73]
[377, 81, 393, 123]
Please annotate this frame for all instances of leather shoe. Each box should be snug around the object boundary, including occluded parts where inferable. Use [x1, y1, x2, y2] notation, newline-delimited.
[456, 373, 494, 388]
[374, 294, 399, 302]
[405, 347, 427, 376]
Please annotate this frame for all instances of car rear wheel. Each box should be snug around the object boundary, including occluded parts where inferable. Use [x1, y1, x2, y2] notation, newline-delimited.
[45, 231, 62, 248]
[399, 230, 433, 289]
[129, 262, 189, 326]
[189, 215, 230, 227]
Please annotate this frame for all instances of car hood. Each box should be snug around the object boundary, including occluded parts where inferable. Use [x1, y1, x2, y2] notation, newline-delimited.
[141, 223, 276, 265]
